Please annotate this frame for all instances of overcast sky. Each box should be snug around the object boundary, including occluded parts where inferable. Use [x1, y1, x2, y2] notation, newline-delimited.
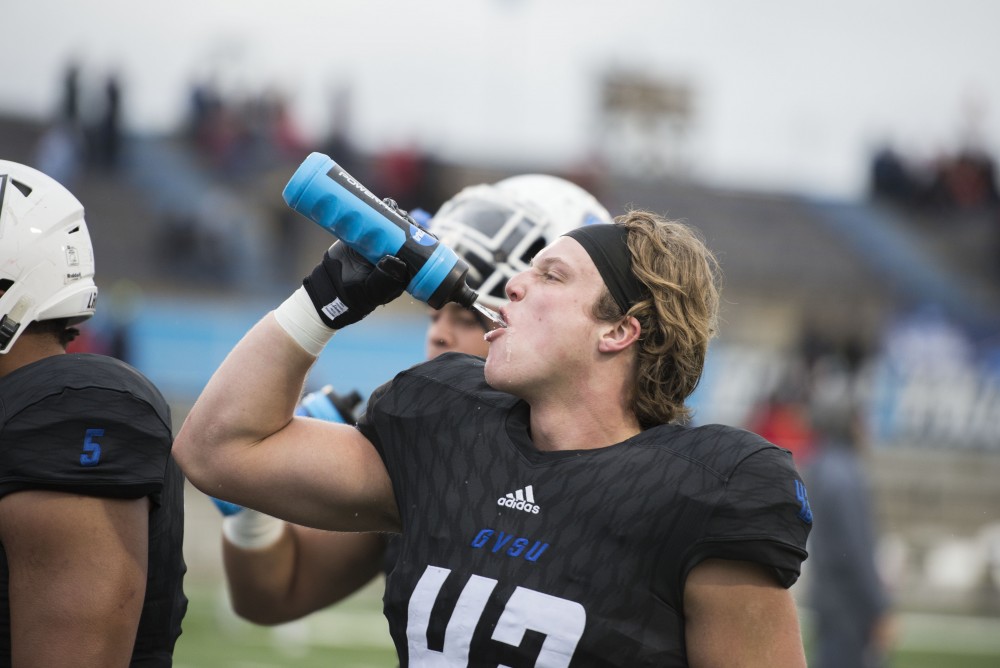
[2, 0, 997, 197]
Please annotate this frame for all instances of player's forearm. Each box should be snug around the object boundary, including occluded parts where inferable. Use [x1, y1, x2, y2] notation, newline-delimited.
[223, 524, 385, 625]
[222, 527, 303, 625]
[173, 314, 315, 492]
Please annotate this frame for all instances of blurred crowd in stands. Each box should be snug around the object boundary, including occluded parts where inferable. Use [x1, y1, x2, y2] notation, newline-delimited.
[32, 62, 123, 188]
[870, 143, 999, 213]
[177, 76, 464, 288]
[186, 77, 308, 179]
[869, 141, 1000, 303]
[184, 77, 455, 215]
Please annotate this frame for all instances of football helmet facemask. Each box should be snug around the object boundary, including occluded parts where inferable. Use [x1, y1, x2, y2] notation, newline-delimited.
[429, 174, 612, 309]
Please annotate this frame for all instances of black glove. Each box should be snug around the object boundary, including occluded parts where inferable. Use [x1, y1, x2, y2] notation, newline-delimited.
[303, 242, 410, 329]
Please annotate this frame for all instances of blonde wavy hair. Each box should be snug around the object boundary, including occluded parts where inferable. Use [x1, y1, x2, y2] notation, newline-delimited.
[592, 210, 721, 427]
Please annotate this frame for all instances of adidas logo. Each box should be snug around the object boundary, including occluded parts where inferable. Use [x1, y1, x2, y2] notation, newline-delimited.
[497, 485, 540, 514]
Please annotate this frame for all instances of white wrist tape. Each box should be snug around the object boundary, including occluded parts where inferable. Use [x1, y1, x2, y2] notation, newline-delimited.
[273, 286, 336, 356]
[222, 509, 286, 550]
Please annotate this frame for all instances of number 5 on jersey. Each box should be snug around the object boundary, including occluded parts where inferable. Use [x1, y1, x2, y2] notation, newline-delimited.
[407, 565, 585, 666]
[81, 428, 104, 466]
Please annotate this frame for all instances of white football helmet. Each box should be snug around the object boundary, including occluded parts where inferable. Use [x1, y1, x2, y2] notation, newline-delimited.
[429, 174, 613, 309]
[0, 160, 97, 354]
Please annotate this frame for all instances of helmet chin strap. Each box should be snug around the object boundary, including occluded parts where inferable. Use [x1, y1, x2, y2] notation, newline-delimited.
[0, 295, 33, 352]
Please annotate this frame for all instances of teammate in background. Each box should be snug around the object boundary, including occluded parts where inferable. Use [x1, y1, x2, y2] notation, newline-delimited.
[0, 161, 187, 666]
[176, 177, 812, 665]
[804, 374, 896, 668]
[217, 174, 613, 625]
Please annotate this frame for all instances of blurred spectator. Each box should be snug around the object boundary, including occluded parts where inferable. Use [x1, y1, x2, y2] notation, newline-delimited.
[804, 375, 896, 668]
[61, 61, 81, 125]
[371, 145, 423, 210]
[747, 390, 814, 467]
[869, 143, 999, 213]
[929, 148, 999, 211]
[265, 91, 307, 160]
[321, 85, 361, 175]
[187, 77, 221, 145]
[367, 144, 450, 215]
[95, 72, 123, 170]
[32, 60, 86, 187]
[746, 361, 815, 467]
[870, 144, 921, 204]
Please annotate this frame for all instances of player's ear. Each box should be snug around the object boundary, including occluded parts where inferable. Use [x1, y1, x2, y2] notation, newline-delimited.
[598, 315, 640, 353]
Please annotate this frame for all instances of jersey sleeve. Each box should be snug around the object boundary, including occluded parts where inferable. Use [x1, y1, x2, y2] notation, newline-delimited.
[356, 378, 393, 458]
[684, 446, 812, 588]
[0, 386, 173, 502]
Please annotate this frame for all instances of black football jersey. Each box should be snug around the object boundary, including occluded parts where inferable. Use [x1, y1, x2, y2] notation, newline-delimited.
[358, 353, 811, 667]
[0, 354, 187, 666]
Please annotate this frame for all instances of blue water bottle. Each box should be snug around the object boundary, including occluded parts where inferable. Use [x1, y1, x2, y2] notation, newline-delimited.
[282, 152, 478, 309]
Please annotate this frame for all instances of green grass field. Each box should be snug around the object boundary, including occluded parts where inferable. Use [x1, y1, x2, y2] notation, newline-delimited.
[173, 580, 1000, 667]
[174, 580, 397, 668]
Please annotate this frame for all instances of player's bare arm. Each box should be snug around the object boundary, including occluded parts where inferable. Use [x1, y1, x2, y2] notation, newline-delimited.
[0, 492, 149, 667]
[174, 314, 398, 533]
[223, 527, 386, 625]
[683, 558, 807, 668]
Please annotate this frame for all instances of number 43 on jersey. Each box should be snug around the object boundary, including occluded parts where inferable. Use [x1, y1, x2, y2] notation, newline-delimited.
[407, 565, 585, 667]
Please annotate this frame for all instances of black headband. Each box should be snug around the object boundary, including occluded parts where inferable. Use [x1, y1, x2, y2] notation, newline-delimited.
[563, 224, 646, 313]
